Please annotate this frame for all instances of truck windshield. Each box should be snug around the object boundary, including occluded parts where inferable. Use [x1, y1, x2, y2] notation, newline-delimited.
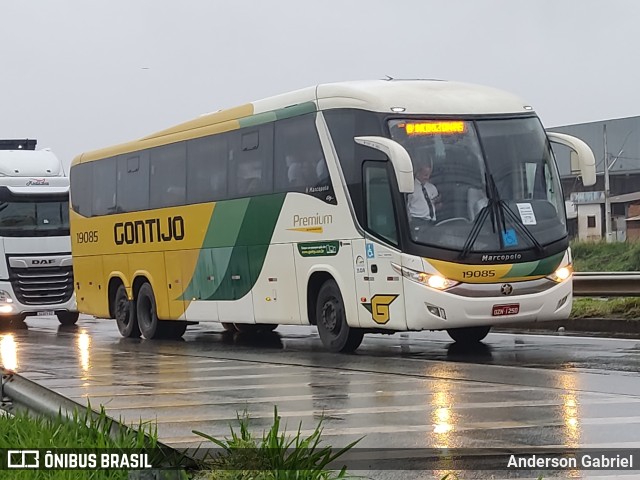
[0, 199, 70, 237]
[388, 117, 566, 252]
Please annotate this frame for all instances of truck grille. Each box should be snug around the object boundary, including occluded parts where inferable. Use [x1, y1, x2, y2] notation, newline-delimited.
[9, 265, 74, 306]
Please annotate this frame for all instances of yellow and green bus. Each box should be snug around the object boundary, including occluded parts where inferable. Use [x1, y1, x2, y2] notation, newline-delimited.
[69, 79, 595, 352]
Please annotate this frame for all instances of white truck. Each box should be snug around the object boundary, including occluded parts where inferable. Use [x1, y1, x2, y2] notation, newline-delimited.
[0, 139, 78, 325]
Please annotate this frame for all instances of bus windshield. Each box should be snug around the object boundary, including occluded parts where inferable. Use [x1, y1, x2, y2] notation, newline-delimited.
[0, 199, 70, 237]
[388, 117, 566, 252]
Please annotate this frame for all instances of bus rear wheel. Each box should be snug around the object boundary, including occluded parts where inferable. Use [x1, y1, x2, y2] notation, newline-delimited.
[315, 279, 364, 353]
[136, 283, 186, 340]
[114, 284, 140, 338]
[57, 312, 79, 326]
[446, 326, 491, 344]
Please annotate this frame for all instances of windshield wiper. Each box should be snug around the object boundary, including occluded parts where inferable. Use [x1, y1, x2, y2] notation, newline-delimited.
[459, 203, 491, 260]
[458, 172, 543, 259]
[458, 172, 501, 260]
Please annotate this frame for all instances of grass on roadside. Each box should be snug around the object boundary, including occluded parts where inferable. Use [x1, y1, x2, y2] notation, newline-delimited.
[571, 240, 640, 272]
[570, 297, 640, 319]
[192, 406, 360, 480]
[0, 406, 163, 480]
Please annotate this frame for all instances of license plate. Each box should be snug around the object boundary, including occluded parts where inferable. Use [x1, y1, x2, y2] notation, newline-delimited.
[37, 311, 55, 316]
[492, 304, 519, 316]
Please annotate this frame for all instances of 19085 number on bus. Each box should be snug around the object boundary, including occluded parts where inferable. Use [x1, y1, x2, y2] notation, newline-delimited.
[76, 231, 99, 243]
[462, 270, 496, 279]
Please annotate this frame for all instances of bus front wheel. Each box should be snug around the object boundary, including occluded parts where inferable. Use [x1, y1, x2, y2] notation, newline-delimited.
[446, 326, 491, 344]
[114, 284, 140, 338]
[315, 279, 364, 353]
[57, 312, 79, 326]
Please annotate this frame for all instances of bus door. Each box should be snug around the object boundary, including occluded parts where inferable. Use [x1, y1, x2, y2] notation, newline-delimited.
[361, 162, 406, 330]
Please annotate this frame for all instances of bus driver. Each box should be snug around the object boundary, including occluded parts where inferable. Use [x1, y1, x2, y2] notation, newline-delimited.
[407, 157, 441, 229]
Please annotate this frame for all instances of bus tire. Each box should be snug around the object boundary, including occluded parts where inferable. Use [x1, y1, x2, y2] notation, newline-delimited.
[315, 279, 364, 353]
[114, 284, 140, 338]
[136, 283, 162, 339]
[446, 326, 491, 344]
[57, 311, 79, 326]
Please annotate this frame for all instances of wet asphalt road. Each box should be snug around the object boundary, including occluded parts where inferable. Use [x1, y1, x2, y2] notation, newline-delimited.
[1, 316, 640, 479]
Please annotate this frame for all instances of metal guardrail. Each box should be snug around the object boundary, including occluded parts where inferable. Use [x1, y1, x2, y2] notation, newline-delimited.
[0, 367, 197, 472]
[573, 272, 640, 297]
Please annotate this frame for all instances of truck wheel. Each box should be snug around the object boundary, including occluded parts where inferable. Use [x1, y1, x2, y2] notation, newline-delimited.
[447, 326, 491, 344]
[57, 312, 79, 326]
[114, 284, 140, 338]
[315, 279, 364, 353]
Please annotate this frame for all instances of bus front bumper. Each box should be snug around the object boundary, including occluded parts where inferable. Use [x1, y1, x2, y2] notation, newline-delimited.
[404, 276, 572, 331]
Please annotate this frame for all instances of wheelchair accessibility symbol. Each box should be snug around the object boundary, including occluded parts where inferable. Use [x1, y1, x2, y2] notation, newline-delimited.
[366, 243, 375, 259]
[502, 229, 518, 247]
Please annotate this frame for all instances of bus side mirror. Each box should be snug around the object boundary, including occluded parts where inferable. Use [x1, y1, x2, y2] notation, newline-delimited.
[354, 136, 414, 193]
[547, 132, 596, 187]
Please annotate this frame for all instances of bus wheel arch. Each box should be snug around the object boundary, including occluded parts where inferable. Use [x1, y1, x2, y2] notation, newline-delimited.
[311, 275, 364, 353]
[307, 271, 334, 326]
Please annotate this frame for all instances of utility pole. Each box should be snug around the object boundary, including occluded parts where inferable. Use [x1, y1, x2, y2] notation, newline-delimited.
[603, 124, 613, 243]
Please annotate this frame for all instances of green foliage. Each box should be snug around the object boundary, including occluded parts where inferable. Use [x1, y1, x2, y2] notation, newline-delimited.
[571, 297, 640, 319]
[571, 240, 640, 271]
[192, 407, 360, 480]
[0, 405, 160, 480]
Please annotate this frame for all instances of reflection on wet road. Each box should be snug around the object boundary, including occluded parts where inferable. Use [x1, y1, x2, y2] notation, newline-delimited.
[2, 316, 640, 478]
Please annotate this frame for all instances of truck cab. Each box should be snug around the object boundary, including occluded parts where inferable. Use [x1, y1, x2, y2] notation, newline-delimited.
[0, 139, 77, 326]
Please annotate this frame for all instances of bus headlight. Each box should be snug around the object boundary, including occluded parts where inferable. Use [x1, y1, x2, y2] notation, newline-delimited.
[547, 265, 573, 283]
[392, 264, 458, 290]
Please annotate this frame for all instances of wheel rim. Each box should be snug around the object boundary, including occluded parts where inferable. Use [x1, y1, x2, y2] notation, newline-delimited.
[321, 297, 341, 334]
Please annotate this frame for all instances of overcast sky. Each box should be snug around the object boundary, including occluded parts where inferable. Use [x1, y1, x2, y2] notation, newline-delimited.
[1, 0, 638, 170]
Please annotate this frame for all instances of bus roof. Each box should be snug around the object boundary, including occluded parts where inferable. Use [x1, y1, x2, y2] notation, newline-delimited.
[72, 79, 534, 166]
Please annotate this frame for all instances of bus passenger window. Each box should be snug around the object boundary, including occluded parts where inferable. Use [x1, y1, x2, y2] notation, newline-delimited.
[236, 160, 263, 195]
[186, 135, 227, 204]
[274, 113, 334, 203]
[232, 125, 273, 197]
